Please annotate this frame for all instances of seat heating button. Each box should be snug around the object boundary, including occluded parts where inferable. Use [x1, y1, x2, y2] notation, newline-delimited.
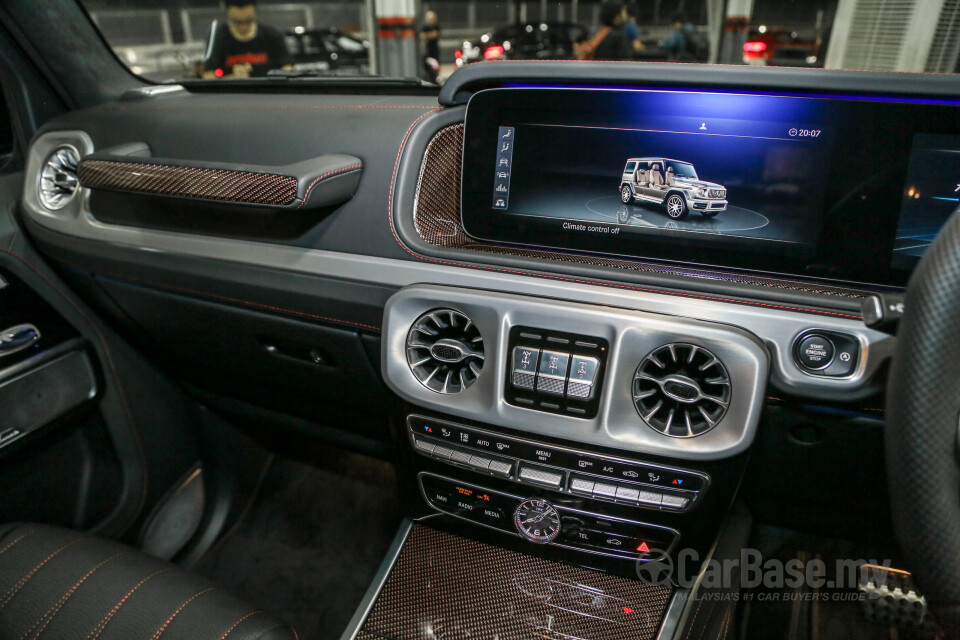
[637, 490, 664, 507]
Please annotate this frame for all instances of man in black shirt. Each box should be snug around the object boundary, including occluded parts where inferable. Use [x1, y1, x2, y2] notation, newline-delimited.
[420, 10, 441, 61]
[202, 0, 292, 78]
[593, 1, 632, 61]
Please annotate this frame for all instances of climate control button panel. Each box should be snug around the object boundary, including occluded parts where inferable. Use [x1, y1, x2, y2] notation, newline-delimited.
[419, 473, 678, 560]
[409, 414, 707, 513]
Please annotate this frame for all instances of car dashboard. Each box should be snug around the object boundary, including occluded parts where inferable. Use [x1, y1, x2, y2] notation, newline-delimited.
[18, 60, 959, 639]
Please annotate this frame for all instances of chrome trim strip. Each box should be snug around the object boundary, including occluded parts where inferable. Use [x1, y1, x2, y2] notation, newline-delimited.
[24, 132, 894, 402]
[656, 588, 692, 640]
[338, 519, 414, 640]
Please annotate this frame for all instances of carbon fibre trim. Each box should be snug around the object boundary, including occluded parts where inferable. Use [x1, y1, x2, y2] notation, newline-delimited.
[357, 524, 672, 640]
[78, 160, 298, 206]
[413, 123, 869, 300]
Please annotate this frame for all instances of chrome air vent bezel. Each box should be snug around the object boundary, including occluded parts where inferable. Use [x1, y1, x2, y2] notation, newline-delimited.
[406, 308, 484, 394]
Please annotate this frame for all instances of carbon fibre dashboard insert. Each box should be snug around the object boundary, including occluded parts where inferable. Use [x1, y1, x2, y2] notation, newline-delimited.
[76, 151, 362, 211]
[355, 524, 673, 640]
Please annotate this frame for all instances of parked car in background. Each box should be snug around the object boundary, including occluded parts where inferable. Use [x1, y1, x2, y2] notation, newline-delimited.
[742, 27, 822, 67]
[284, 27, 370, 75]
[456, 22, 588, 67]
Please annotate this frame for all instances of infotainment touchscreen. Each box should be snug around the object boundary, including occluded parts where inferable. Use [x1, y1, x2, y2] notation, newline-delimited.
[461, 88, 960, 287]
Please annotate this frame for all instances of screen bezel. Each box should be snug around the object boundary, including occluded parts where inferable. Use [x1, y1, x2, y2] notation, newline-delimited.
[461, 87, 960, 288]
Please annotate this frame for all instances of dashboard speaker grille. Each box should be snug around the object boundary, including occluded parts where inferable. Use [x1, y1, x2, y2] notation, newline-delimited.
[632, 343, 731, 437]
[406, 308, 484, 394]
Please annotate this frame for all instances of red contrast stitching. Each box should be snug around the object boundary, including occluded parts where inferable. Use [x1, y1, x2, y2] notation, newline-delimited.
[297, 163, 363, 210]
[220, 611, 264, 639]
[151, 587, 215, 640]
[386, 111, 861, 322]
[87, 567, 174, 640]
[291, 628, 300, 640]
[0, 537, 88, 610]
[20, 551, 127, 640]
[0, 530, 34, 559]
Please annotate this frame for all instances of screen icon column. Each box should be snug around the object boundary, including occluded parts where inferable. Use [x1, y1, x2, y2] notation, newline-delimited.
[494, 127, 515, 209]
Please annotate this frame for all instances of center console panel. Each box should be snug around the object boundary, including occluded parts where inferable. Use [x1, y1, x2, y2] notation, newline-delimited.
[353, 524, 673, 640]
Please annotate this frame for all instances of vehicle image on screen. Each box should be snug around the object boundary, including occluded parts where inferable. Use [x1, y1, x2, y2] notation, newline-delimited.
[618, 158, 728, 221]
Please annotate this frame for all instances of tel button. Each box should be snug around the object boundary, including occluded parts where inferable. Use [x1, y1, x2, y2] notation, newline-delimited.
[796, 334, 835, 371]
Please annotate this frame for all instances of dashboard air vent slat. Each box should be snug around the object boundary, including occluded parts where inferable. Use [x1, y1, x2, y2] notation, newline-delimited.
[632, 343, 731, 438]
[406, 309, 484, 394]
[38, 146, 81, 211]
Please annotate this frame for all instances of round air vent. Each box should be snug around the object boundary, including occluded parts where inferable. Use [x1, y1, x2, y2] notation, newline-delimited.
[632, 343, 731, 438]
[406, 309, 484, 394]
[38, 146, 81, 211]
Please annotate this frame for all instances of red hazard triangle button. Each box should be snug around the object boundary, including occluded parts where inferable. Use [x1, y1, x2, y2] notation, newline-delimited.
[636, 541, 651, 553]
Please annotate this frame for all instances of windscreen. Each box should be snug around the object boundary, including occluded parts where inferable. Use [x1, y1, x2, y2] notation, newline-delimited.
[76, 1, 960, 85]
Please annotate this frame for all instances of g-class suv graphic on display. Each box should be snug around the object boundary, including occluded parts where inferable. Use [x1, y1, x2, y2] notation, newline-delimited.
[619, 158, 728, 221]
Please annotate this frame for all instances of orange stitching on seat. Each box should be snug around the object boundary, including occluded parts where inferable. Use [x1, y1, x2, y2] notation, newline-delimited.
[0, 537, 88, 611]
[150, 587, 215, 639]
[297, 164, 363, 210]
[22, 551, 127, 640]
[86, 567, 174, 640]
[220, 610, 264, 639]
[0, 530, 34, 559]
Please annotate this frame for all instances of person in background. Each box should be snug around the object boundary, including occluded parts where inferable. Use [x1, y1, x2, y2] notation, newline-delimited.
[624, 3, 644, 54]
[661, 13, 694, 61]
[420, 10, 442, 83]
[421, 10, 442, 62]
[592, 1, 632, 60]
[202, 0, 292, 78]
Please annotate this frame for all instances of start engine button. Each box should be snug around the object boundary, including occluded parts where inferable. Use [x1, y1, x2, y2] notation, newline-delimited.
[796, 334, 836, 371]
